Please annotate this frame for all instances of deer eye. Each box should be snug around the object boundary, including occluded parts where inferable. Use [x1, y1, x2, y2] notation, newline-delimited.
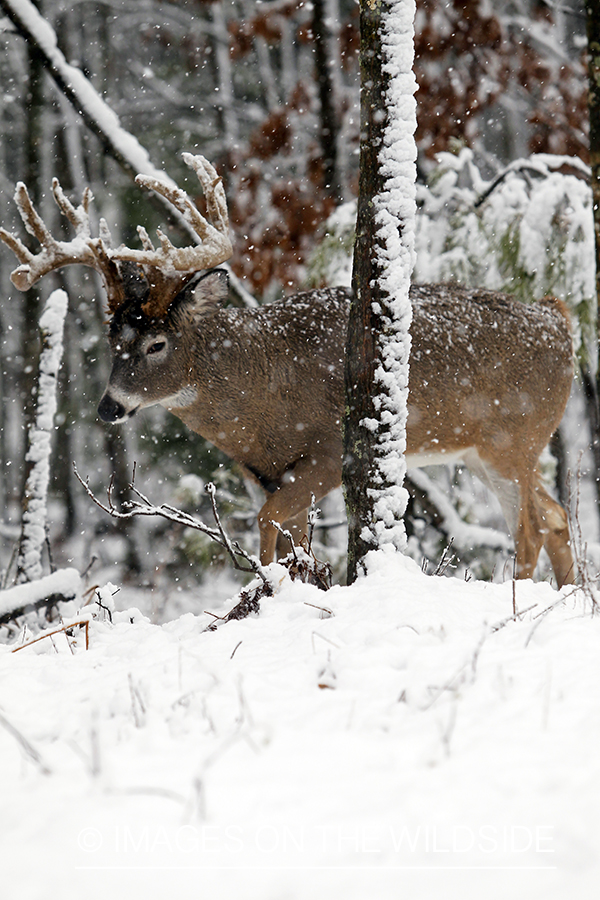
[147, 340, 166, 356]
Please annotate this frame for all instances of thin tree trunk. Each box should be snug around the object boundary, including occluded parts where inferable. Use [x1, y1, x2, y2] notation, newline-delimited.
[104, 427, 142, 575]
[210, 1, 238, 157]
[313, 0, 343, 201]
[586, 2, 600, 512]
[20, 1, 45, 497]
[17, 291, 68, 583]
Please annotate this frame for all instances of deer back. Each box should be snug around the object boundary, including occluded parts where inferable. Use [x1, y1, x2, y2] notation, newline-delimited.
[406, 284, 573, 472]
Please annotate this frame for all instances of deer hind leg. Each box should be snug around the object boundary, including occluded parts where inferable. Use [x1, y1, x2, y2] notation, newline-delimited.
[257, 452, 341, 566]
[532, 480, 574, 588]
[469, 451, 574, 586]
[511, 474, 574, 586]
[462, 449, 571, 584]
[513, 482, 546, 581]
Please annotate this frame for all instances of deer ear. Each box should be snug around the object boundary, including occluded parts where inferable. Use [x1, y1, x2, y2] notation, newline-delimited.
[187, 268, 229, 315]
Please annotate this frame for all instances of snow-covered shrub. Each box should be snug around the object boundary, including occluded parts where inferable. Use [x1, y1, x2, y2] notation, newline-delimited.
[413, 149, 594, 363]
[307, 149, 595, 364]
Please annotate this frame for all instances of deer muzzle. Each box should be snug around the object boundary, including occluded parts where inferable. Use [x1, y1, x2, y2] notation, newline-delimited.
[97, 393, 138, 423]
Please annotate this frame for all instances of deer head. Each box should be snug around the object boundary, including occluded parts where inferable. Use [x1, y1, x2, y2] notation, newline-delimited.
[97, 267, 230, 423]
[0, 152, 234, 424]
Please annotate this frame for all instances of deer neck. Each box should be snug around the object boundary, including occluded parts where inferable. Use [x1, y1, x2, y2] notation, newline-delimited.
[160, 309, 264, 460]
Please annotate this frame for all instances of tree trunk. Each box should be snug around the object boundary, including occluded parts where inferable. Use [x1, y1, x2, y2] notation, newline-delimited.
[19, 1, 45, 502]
[343, 1, 388, 583]
[312, 0, 344, 202]
[22, 6, 44, 392]
[586, 1, 600, 510]
[17, 291, 68, 583]
[343, 0, 417, 583]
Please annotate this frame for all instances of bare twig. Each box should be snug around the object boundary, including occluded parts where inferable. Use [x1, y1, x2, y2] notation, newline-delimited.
[306, 494, 320, 556]
[567, 463, 599, 612]
[205, 482, 266, 579]
[128, 673, 146, 728]
[304, 601, 334, 618]
[0, 710, 51, 774]
[73, 464, 269, 584]
[431, 539, 456, 577]
[271, 519, 297, 561]
[490, 603, 538, 633]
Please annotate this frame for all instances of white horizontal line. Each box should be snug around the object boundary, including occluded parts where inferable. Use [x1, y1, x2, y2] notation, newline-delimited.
[75, 865, 558, 872]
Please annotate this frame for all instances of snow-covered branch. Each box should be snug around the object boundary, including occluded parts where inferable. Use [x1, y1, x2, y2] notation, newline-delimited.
[0, 567, 81, 625]
[407, 469, 513, 555]
[73, 466, 270, 584]
[0, 0, 174, 186]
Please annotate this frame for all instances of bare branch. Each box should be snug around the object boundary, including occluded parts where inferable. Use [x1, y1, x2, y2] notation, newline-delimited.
[205, 482, 266, 579]
[73, 465, 269, 583]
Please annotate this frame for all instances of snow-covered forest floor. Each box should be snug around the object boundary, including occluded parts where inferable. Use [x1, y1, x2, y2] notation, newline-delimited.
[1, 242, 597, 900]
[1, 546, 600, 900]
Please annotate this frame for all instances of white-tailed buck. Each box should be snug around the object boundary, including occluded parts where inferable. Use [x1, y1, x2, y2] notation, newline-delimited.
[0, 154, 575, 586]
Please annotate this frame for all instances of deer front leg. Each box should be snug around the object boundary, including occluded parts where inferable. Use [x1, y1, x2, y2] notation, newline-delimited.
[257, 452, 342, 565]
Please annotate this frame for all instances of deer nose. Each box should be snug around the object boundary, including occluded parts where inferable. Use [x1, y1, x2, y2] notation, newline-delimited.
[98, 393, 127, 423]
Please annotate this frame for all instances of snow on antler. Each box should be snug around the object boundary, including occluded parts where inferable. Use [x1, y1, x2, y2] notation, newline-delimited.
[0, 153, 232, 319]
[0, 179, 125, 306]
[109, 154, 232, 275]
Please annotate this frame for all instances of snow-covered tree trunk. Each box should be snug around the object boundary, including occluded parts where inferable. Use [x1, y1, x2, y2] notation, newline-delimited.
[343, 0, 417, 584]
[16, 289, 68, 583]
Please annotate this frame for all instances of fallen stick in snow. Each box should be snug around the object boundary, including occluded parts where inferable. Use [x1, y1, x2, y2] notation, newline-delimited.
[11, 616, 91, 653]
[0, 567, 81, 627]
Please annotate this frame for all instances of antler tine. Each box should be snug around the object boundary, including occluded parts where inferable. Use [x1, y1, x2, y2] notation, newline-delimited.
[136, 226, 156, 252]
[110, 154, 233, 273]
[51, 178, 93, 235]
[14, 182, 52, 246]
[182, 152, 229, 236]
[0, 179, 125, 302]
[0, 183, 55, 289]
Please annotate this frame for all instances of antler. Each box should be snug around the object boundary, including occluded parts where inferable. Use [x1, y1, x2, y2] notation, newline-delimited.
[110, 153, 233, 317]
[0, 179, 126, 309]
[0, 153, 233, 318]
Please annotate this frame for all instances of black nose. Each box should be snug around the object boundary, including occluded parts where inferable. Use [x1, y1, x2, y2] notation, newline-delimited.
[98, 394, 126, 423]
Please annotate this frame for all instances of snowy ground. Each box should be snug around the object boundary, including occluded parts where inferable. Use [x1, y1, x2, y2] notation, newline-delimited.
[1, 549, 599, 900]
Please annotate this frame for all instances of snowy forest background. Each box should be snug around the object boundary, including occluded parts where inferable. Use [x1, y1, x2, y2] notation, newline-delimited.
[0, 0, 596, 598]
